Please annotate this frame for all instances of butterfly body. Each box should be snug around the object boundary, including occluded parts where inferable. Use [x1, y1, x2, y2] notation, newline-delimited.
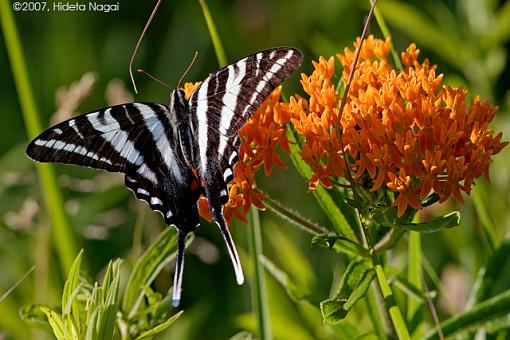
[27, 47, 303, 306]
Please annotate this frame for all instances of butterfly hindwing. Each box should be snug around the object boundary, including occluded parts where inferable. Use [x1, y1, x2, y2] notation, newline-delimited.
[187, 47, 303, 286]
[188, 47, 302, 216]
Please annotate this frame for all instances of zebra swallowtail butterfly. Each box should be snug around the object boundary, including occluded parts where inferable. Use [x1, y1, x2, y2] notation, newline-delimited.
[26, 47, 303, 306]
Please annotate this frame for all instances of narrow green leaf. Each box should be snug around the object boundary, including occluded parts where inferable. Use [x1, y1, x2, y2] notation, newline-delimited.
[489, 0, 510, 44]
[398, 212, 460, 233]
[286, 126, 356, 240]
[198, 0, 227, 67]
[472, 184, 498, 251]
[123, 228, 193, 319]
[364, 287, 388, 340]
[392, 276, 435, 304]
[20, 304, 53, 327]
[407, 229, 424, 338]
[40, 307, 67, 340]
[424, 288, 510, 339]
[248, 206, 271, 340]
[62, 249, 84, 335]
[370, 0, 402, 70]
[320, 259, 375, 324]
[84, 309, 99, 340]
[135, 311, 184, 339]
[312, 234, 369, 258]
[230, 331, 256, 340]
[99, 260, 121, 340]
[259, 255, 316, 305]
[377, 0, 472, 70]
[373, 263, 411, 339]
[467, 236, 510, 308]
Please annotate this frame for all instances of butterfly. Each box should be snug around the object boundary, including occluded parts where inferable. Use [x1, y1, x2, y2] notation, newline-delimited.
[26, 47, 303, 306]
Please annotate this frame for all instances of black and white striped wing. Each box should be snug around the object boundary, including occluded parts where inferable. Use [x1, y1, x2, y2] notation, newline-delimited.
[26, 103, 200, 227]
[188, 47, 302, 213]
[187, 47, 303, 284]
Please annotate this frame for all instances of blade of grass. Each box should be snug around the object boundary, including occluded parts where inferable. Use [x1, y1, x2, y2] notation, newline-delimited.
[365, 283, 390, 339]
[248, 206, 272, 340]
[472, 184, 498, 252]
[423, 288, 510, 339]
[198, 0, 227, 67]
[370, 0, 402, 70]
[0, 0, 79, 272]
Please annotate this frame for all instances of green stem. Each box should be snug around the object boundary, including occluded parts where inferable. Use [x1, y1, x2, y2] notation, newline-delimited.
[198, 0, 227, 67]
[366, 283, 390, 339]
[263, 196, 328, 235]
[249, 206, 272, 340]
[373, 253, 411, 340]
[1, 0, 79, 273]
[407, 231, 424, 338]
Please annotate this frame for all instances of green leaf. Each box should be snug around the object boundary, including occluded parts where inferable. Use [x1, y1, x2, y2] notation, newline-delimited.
[490, 1, 510, 44]
[20, 304, 53, 327]
[135, 310, 183, 340]
[286, 126, 357, 240]
[229, 331, 256, 340]
[198, 0, 227, 67]
[377, 0, 472, 70]
[259, 255, 317, 305]
[40, 307, 67, 340]
[100, 260, 121, 340]
[320, 259, 375, 325]
[84, 259, 121, 340]
[398, 212, 460, 233]
[62, 249, 84, 335]
[467, 236, 510, 308]
[123, 228, 193, 319]
[423, 288, 510, 339]
[371, 206, 397, 226]
[312, 233, 369, 257]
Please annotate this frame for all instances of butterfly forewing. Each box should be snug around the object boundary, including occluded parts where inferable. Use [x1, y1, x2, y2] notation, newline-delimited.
[27, 102, 200, 229]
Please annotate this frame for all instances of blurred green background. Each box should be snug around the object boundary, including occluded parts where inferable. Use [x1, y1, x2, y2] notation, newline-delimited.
[1, 0, 510, 339]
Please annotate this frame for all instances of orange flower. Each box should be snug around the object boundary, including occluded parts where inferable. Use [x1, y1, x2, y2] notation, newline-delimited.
[183, 83, 290, 224]
[285, 35, 508, 216]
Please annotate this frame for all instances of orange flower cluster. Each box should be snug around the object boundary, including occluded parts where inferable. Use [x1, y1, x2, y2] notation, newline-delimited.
[183, 83, 290, 223]
[286, 36, 507, 216]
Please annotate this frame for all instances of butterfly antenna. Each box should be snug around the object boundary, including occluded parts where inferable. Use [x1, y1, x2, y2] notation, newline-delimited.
[215, 216, 244, 285]
[137, 68, 172, 90]
[177, 51, 199, 88]
[172, 230, 187, 307]
[129, 0, 163, 95]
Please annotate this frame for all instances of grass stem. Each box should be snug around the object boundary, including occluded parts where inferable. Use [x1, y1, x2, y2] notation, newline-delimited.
[0, 0, 79, 273]
[249, 206, 272, 340]
[198, 0, 227, 67]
